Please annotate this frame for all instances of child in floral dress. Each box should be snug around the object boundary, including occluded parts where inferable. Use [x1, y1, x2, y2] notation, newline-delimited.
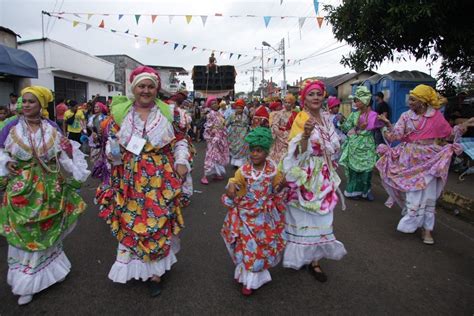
[221, 127, 286, 296]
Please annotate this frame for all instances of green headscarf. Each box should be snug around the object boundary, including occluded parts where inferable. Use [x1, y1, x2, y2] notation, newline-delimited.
[245, 127, 273, 152]
[351, 86, 372, 106]
[16, 96, 23, 111]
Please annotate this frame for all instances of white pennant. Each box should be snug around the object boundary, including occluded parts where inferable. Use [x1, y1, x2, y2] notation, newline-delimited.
[85, 24, 92, 31]
[200, 15, 208, 27]
[298, 17, 306, 29]
[169, 16, 174, 24]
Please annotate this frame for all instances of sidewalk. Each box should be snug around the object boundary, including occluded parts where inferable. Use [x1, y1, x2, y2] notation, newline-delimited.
[438, 171, 474, 223]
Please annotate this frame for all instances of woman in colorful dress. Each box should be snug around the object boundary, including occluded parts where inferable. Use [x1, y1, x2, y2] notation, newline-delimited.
[0, 86, 89, 305]
[87, 101, 108, 163]
[226, 98, 250, 168]
[282, 79, 347, 282]
[376, 84, 474, 244]
[251, 105, 270, 129]
[221, 127, 286, 295]
[269, 98, 295, 163]
[95, 66, 190, 296]
[339, 86, 379, 201]
[201, 96, 229, 184]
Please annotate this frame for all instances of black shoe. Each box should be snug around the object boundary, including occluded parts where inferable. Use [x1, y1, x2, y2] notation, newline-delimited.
[149, 280, 162, 297]
[307, 264, 328, 283]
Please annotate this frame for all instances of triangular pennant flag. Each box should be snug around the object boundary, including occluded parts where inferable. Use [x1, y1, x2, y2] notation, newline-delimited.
[230, 53, 234, 59]
[316, 16, 324, 28]
[274, 58, 277, 64]
[73, 13, 81, 19]
[200, 15, 208, 27]
[169, 16, 174, 24]
[163, 41, 169, 45]
[173, 43, 179, 50]
[215, 13, 223, 16]
[73, 20, 79, 27]
[313, 0, 319, 15]
[238, 54, 241, 60]
[135, 15, 141, 24]
[267, 57, 271, 63]
[280, 0, 283, 4]
[146, 37, 152, 45]
[151, 15, 157, 23]
[182, 45, 187, 50]
[264, 16, 271, 28]
[202, 48, 206, 52]
[99, 20, 105, 28]
[87, 13, 93, 20]
[185, 15, 192, 24]
[125, 29, 129, 34]
[152, 39, 158, 43]
[118, 14, 124, 20]
[111, 29, 117, 33]
[299, 17, 306, 29]
[86, 24, 92, 31]
[220, 51, 223, 56]
[287, 59, 290, 64]
[192, 46, 197, 51]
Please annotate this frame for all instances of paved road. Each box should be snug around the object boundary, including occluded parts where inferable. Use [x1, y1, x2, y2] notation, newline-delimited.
[1, 142, 473, 315]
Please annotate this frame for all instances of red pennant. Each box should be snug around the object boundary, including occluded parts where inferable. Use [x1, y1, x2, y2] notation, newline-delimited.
[192, 47, 197, 51]
[316, 16, 324, 28]
[99, 20, 105, 28]
[151, 15, 157, 23]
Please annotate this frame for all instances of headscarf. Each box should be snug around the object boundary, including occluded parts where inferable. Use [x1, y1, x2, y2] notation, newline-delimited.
[350, 86, 372, 106]
[269, 101, 282, 111]
[234, 98, 246, 108]
[16, 96, 23, 112]
[300, 79, 326, 108]
[254, 105, 269, 121]
[95, 102, 108, 115]
[205, 96, 218, 108]
[410, 84, 441, 109]
[129, 66, 161, 91]
[21, 86, 53, 118]
[170, 92, 187, 105]
[285, 93, 296, 104]
[21, 86, 53, 109]
[244, 127, 273, 152]
[327, 96, 341, 109]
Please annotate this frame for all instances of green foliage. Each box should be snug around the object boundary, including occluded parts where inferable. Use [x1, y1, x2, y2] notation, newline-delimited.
[325, 0, 474, 82]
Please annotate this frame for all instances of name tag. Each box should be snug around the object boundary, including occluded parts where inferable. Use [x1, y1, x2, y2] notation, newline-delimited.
[126, 135, 146, 155]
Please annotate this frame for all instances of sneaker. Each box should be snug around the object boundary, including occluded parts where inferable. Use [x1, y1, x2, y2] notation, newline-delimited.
[18, 295, 33, 305]
[200, 177, 209, 185]
[241, 286, 252, 296]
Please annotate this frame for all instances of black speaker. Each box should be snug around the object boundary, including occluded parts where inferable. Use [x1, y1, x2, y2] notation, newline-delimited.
[192, 65, 236, 91]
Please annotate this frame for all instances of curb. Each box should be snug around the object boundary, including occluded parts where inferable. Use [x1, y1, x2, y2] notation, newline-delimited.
[438, 190, 474, 223]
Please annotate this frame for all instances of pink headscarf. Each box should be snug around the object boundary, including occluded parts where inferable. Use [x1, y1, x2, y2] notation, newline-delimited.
[205, 96, 218, 108]
[300, 79, 326, 108]
[129, 66, 161, 91]
[95, 102, 108, 115]
[327, 96, 341, 109]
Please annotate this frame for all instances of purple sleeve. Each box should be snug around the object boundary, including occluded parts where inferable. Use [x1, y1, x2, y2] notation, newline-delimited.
[0, 118, 20, 148]
[364, 111, 378, 131]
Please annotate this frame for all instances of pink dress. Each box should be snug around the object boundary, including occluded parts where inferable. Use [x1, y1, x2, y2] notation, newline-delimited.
[376, 107, 463, 232]
[203, 110, 229, 177]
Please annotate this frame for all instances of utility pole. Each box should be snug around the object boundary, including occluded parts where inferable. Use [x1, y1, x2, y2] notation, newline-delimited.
[281, 38, 287, 98]
[261, 47, 265, 99]
[251, 66, 257, 97]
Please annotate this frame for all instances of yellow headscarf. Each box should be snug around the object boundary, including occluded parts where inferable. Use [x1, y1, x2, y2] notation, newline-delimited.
[21, 86, 53, 118]
[409, 84, 441, 109]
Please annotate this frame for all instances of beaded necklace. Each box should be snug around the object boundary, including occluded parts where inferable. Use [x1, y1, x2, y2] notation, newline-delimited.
[24, 118, 60, 173]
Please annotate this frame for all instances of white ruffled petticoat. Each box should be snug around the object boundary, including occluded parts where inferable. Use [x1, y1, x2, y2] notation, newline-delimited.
[397, 177, 441, 233]
[108, 237, 180, 284]
[7, 242, 71, 296]
[234, 263, 272, 290]
[283, 205, 347, 270]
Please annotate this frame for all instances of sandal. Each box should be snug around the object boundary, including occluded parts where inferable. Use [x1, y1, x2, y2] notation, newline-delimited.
[307, 264, 328, 283]
[241, 285, 253, 296]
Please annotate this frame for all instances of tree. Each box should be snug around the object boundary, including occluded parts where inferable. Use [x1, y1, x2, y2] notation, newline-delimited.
[325, 0, 474, 92]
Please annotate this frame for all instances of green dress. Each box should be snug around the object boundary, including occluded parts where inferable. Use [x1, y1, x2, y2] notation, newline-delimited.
[339, 110, 378, 197]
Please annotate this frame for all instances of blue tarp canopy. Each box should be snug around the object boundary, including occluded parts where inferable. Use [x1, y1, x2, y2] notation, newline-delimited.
[0, 44, 38, 78]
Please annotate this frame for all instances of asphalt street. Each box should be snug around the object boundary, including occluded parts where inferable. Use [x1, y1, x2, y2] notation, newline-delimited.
[1, 142, 473, 315]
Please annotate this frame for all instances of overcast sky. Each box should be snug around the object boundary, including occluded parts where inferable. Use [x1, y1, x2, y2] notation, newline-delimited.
[0, 0, 440, 92]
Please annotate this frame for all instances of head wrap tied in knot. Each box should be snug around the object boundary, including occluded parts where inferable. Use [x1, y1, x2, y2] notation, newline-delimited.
[269, 101, 282, 111]
[21, 86, 53, 109]
[234, 98, 246, 108]
[129, 66, 161, 91]
[351, 86, 372, 106]
[245, 127, 273, 152]
[285, 93, 296, 104]
[327, 96, 341, 109]
[300, 79, 326, 108]
[96, 102, 108, 115]
[410, 84, 441, 109]
[205, 96, 218, 108]
[170, 92, 187, 105]
[254, 105, 269, 120]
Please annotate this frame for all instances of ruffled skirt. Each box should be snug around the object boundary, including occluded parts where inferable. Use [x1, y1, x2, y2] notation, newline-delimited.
[108, 237, 180, 283]
[283, 205, 346, 269]
[234, 263, 272, 290]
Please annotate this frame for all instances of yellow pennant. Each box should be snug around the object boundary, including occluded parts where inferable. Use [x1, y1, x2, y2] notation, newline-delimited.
[73, 21, 79, 27]
[146, 37, 152, 45]
[185, 15, 193, 24]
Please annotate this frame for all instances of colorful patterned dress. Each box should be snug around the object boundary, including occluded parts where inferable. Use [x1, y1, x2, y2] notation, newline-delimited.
[269, 109, 293, 164]
[282, 111, 347, 269]
[96, 99, 190, 283]
[221, 159, 286, 289]
[339, 110, 379, 198]
[376, 108, 463, 232]
[203, 110, 229, 177]
[226, 112, 249, 167]
[0, 117, 89, 296]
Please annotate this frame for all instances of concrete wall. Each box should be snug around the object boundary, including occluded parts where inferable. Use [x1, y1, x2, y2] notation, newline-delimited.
[338, 73, 374, 102]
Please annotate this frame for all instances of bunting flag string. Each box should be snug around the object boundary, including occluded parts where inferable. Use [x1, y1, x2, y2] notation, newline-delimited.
[44, 12, 301, 64]
[52, 11, 328, 29]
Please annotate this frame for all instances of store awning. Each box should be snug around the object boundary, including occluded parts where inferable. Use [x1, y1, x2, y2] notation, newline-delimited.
[0, 44, 38, 78]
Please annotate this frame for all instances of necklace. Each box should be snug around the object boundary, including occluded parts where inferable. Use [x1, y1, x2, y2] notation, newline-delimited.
[24, 118, 60, 173]
[250, 162, 266, 181]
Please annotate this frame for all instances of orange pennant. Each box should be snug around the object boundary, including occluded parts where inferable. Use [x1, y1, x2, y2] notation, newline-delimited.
[316, 16, 324, 28]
